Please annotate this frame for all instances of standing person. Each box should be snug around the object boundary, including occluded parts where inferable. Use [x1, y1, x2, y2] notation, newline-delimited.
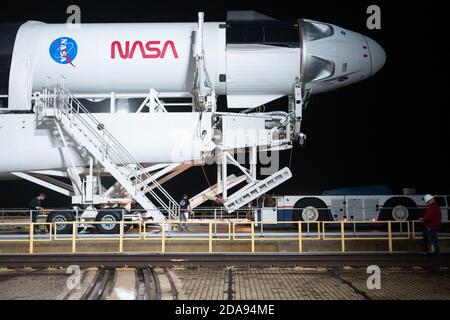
[422, 194, 442, 258]
[178, 194, 191, 231]
[28, 193, 46, 233]
[214, 195, 224, 206]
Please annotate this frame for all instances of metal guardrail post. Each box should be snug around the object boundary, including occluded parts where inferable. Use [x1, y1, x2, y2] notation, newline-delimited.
[412, 221, 416, 239]
[29, 223, 34, 254]
[318, 221, 321, 239]
[161, 222, 166, 253]
[322, 222, 325, 239]
[48, 223, 52, 241]
[251, 222, 255, 253]
[232, 222, 236, 240]
[119, 221, 124, 253]
[388, 221, 393, 252]
[208, 222, 213, 253]
[72, 222, 76, 253]
[407, 222, 411, 239]
[214, 210, 217, 235]
[340, 221, 345, 252]
[142, 222, 146, 239]
[298, 222, 303, 253]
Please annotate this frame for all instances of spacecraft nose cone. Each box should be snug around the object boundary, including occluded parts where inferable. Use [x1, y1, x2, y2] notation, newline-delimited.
[365, 37, 386, 75]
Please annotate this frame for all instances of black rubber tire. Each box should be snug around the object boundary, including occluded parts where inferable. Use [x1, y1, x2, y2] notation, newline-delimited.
[293, 198, 329, 222]
[46, 210, 75, 234]
[95, 210, 122, 234]
[380, 197, 417, 221]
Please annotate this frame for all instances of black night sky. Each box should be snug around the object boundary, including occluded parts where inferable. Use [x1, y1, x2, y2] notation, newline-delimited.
[0, 0, 449, 208]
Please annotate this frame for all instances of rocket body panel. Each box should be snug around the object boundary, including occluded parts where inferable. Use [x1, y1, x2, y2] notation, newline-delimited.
[8, 22, 227, 110]
[226, 44, 300, 108]
[0, 112, 210, 172]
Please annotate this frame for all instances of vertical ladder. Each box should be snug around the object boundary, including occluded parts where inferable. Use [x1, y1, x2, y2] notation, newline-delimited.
[38, 87, 179, 221]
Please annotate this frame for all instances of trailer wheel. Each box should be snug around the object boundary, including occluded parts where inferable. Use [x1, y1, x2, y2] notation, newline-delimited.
[46, 210, 75, 234]
[95, 210, 122, 234]
[293, 198, 329, 222]
[380, 197, 417, 221]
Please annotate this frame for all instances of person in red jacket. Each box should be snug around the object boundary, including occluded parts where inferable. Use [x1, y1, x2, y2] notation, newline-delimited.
[422, 194, 442, 257]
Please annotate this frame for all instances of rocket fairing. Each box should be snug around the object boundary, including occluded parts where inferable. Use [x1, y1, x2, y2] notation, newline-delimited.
[0, 12, 385, 111]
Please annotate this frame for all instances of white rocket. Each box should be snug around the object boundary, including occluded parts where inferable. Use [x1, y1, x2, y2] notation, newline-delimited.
[0, 11, 386, 227]
[4, 11, 385, 110]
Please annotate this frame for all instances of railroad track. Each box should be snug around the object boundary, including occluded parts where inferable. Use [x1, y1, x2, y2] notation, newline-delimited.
[62, 267, 178, 300]
[1, 253, 449, 269]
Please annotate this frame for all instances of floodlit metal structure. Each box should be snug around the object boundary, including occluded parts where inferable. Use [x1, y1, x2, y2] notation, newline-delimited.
[0, 11, 386, 232]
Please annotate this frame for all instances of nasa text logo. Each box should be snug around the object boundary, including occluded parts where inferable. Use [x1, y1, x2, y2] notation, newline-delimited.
[49, 37, 78, 67]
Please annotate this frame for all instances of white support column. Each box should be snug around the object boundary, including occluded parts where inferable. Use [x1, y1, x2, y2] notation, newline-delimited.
[250, 146, 257, 181]
[294, 82, 303, 119]
[221, 152, 227, 199]
[217, 161, 222, 192]
[84, 157, 95, 203]
[89, 157, 94, 177]
[110, 91, 116, 113]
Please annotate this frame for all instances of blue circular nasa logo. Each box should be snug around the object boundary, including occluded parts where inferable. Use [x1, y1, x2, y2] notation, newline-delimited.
[49, 37, 78, 67]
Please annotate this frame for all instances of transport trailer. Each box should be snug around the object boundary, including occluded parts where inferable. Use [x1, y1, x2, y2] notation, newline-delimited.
[256, 186, 450, 223]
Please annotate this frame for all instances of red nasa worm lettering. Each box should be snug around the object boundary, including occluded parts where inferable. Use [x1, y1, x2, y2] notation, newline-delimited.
[111, 40, 179, 59]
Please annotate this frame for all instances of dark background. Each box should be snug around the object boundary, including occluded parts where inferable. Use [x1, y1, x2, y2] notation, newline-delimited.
[0, 0, 449, 208]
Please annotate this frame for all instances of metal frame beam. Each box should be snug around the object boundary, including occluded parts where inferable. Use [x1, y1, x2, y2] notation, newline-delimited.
[11, 172, 74, 196]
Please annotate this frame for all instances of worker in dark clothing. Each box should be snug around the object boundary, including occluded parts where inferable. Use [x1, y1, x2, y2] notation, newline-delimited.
[178, 194, 191, 231]
[422, 194, 442, 257]
[213, 195, 224, 206]
[28, 193, 47, 233]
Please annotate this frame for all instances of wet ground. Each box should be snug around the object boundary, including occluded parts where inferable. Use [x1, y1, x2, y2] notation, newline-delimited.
[0, 266, 449, 300]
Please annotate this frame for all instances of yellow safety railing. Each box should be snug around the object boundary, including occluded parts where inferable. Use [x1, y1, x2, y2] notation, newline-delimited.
[57, 220, 161, 253]
[411, 220, 450, 240]
[322, 221, 410, 252]
[0, 222, 53, 254]
[142, 221, 232, 253]
[0, 222, 52, 242]
[0, 220, 449, 254]
[53, 220, 142, 241]
[231, 221, 321, 253]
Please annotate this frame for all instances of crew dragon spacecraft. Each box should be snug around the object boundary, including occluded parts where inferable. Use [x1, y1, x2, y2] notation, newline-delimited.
[0, 11, 386, 230]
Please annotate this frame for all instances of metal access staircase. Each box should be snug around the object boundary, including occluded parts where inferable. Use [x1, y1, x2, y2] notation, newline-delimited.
[37, 87, 179, 221]
[224, 167, 292, 213]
